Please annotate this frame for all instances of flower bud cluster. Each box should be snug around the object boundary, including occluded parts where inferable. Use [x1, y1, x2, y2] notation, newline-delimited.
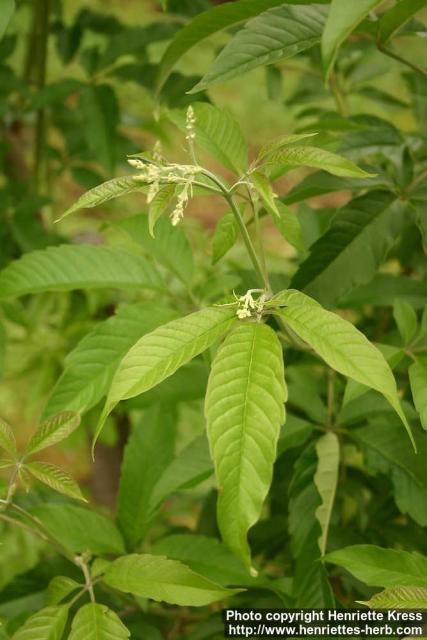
[236, 289, 267, 320]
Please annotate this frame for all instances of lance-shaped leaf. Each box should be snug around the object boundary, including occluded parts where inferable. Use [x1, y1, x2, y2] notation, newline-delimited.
[191, 4, 328, 93]
[96, 308, 236, 446]
[265, 146, 374, 179]
[0, 418, 17, 458]
[148, 184, 175, 236]
[274, 290, 415, 448]
[47, 576, 80, 605]
[69, 603, 129, 640]
[321, 0, 384, 80]
[359, 586, 427, 610]
[205, 322, 286, 568]
[257, 133, 318, 162]
[11, 605, 68, 640]
[393, 298, 418, 345]
[57, 176, 144, 221]
[409, 360, 427, 431]
[250, 171, 279, 217]
[272, 202, 304, 253]
[324, 545, 427, 588]
[26, 412, 80, 456]
[103, 554, 241, 606]
[291, 192, 406, 306]
[44, 303, 176, 418]
[168, 102, 247, 174]
[0, 245, 163, 299]
[26, 462, 85, 502]
[379, 0, 427, 43]
[212, 212, 239, 265]
[314, 432, 339, 556]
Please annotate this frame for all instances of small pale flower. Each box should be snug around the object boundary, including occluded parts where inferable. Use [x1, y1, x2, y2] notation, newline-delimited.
[127, 158, 145, 169]
[235, 289, 267, 320]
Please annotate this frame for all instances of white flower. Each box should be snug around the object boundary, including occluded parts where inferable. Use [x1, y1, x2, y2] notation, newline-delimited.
[235, 289, 267, 320]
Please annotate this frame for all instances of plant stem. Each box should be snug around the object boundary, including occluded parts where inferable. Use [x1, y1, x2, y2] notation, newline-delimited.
[75, 555, 95, 603]
[377, 41, 427, 79]
[33, 0, 50, 194]
[329, 72, 348, 117]
[247, 185, 270, 293]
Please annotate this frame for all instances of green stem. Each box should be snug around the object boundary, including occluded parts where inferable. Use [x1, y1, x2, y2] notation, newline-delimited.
[33, 0, 50, 194]
[377, 41, 427, 79]
[247, 186, 270, 293]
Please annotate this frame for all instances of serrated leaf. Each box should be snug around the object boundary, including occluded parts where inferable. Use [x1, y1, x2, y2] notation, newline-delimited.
[148, 184, 175, 237]
[274, 290, 415, 448]
[25, 412, 80, 455]
[26, 462, 85, 501]
[324, 545, 427, 588]
[212, 212, 238, 265]
[291, 192, 406, 306]
[393, 298, 418, 345]
[168, 102, 247, 174]
[314, 432, 339, 556]
[409, 360, 427, 431]
[321, 0, 384, 80]
[379, 0, 427, 43]
[47, 576, 80, 605]
[103, 554, 242, 606]
[191, 4, 328, 93]
[11, 605, 68, 640]
[359, 586, 427, 609]
[57, 176, 144, 221]
[205, 323, 286, 567]
[353, 420, 427, 526]
[0, 418, 17, 458]
[69, 603, 129, 640]
[44, 303, 176, 417]
[250, 170, 279, 217]
[0, 0, 14, 42]
[257, 133, 318, 162]
[30, 503, 125, 555]
[283, 171, 388, 206]
[96, 307, 236, 446]
[0, 245, 164, 299]
[117, 407, 176, 549]
[265, 146, 375, 178]
[272, 201, 304, 253]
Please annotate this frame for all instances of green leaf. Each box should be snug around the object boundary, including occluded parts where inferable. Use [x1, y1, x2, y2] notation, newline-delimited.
[69, 604, 129, 640]
[26, 412, 80, 456]
[0, 418, 17, 458]
[114, 212, 194, 284]
[393, 298, 418, 345]
[79, 85, 118, 174]
[44, 304, 176, 417]
[314, 432, 339, 556]
[271, 201, 305, 253]
[415, 206, 427, 254]
[117, 407, 176, 549]
[148, 184, 175, 237]
[205, 323, 286, 567]
[191, 4, 328, 93]
[250, 171, 279, 217]
[47, 576, 80, 605]
[324, 545, 427, 588]
[353, 420, 427, 526]
[0, 245, 164, 299]
[212, 212, 238, 265]
[265, 146, 375, 179]
[168, 102, 247, 174]
[283, 171, 388, 206]
[274, 290, 414, 448]
[291, 192, 406, 306]
[157, 0, 298, 89]
[379, 0, 427, 43]
[57, 176, 144, 221]
[96, 307, 236, 445]
[409, 360, 427, 431]
[30, 503, 125, 555]
[340, 273, 427, 309]
[257, 133, 319, 162]
[26, 462, 85, 502]
[359, 586, 427, 609]
[103, 554, 242, 606]
[11, 605, 68, 640]
[321, 0, 384, 80]
[0, 0, 14, 42]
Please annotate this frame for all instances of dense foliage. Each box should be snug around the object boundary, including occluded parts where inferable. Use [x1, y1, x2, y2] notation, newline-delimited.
[0, 0, 427, 637]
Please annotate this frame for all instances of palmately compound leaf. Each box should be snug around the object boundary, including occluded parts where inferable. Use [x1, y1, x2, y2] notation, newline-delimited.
[11, 605, 68, 640]
[26, 462, 85, 502]
[57, 176, 145, 221]
[273, 290, 415, 448]
[265, 146, 375, 179]
[25, 412, 80, 456]
[314, 432, 340, 556]
[324, 545, 427, 588]
[0, 418, 17, 458]
[321, 0, 384, 80]
[68, 603, 129, 640]
[205, 322, 286, 568]
[95, 307, 237, 447]
[409, 360, 427, 431]
[103, 554, 242, 606]
[359, 586, 427, 610]
[191, 4, 328, 93]
[0, 245, 164, 299]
